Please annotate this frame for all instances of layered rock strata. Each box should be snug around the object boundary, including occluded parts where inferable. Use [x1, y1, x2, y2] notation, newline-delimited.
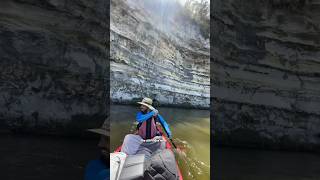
[110, 0, 210, 108]
[0, 0, 108, 134]
[211, 0, 320, 150]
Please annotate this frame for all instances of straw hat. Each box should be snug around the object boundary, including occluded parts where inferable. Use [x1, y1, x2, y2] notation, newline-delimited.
[87, 119, 109, 137]
[137, 97, 154, 110]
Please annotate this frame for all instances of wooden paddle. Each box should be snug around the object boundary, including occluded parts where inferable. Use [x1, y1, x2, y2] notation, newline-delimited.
[152, 106, 182, 151]
[157, 122, 181, 151]
[169, 138, 178, 149]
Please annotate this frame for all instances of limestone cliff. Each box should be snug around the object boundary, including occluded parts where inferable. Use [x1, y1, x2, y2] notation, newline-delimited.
[110, 0, 210, 108]
[212, 0, 320, 150]
[0, 0, 108, 134]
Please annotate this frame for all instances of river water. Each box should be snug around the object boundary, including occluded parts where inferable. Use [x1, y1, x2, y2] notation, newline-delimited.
[110, 104, 211, 180]
[1, 107, 320, 180]
[0, 134, 99, 180]
[214, 147, 320, 180]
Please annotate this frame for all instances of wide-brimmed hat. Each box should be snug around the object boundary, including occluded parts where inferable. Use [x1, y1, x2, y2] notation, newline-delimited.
[137, 97, 154, 110]
[87, 119, 109, 137]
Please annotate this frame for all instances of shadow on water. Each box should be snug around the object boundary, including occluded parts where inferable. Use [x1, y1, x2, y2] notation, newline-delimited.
[0, 133, 100, 180]
[214, 146, 320, 180]
[110, 104, 210, 180]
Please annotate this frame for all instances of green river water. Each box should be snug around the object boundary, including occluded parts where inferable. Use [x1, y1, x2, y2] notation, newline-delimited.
[110, 104, 210, 180]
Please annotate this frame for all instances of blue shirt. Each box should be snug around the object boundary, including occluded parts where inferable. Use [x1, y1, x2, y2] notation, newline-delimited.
[136, 111, 172, 138]
[85, 159, 109, 180]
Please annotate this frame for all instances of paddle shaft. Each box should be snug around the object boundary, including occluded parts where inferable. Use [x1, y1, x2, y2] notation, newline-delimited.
[169, 138, 178, 149]
[152, 107, 178, 149]
[157, 119, 177, 149]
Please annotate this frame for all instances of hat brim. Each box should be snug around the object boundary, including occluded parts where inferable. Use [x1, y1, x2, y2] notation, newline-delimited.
[137, 102, 154, 109]
[87, 128, 109, 137]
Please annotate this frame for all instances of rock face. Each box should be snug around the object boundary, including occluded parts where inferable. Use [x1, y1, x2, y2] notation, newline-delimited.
[0, 0, 108, 134]
[110, 0, 210, 108]
[212, 0, 320, 150]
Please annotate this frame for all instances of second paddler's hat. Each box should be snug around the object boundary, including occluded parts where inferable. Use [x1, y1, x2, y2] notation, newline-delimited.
[87, 118, 109, 137]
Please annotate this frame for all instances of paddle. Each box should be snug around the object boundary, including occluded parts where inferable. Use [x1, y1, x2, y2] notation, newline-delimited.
[159, 122, 187, 154]
[151, 105, 183, 152]
[169, 138, 178, 149]
[158, 121, 180, 151]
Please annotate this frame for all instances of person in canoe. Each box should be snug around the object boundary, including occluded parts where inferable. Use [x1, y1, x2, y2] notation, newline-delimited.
[120, 97, 172, 158]
[112, 98, 182, 180]
[85, 119, 109, 180]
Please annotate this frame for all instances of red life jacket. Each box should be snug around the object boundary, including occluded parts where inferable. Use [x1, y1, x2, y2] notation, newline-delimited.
[138, 116, 158, 140]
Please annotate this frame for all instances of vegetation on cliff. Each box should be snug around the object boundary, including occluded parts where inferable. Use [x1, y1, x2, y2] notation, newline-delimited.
[183, 0, 209, 39]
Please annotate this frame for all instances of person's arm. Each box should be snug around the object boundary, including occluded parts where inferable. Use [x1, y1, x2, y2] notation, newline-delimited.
[157, 114, 172, 138]
[136, 111, 155, 123]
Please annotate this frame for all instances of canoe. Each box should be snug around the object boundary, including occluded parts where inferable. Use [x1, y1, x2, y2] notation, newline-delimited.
[114, 132, 183, 180]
